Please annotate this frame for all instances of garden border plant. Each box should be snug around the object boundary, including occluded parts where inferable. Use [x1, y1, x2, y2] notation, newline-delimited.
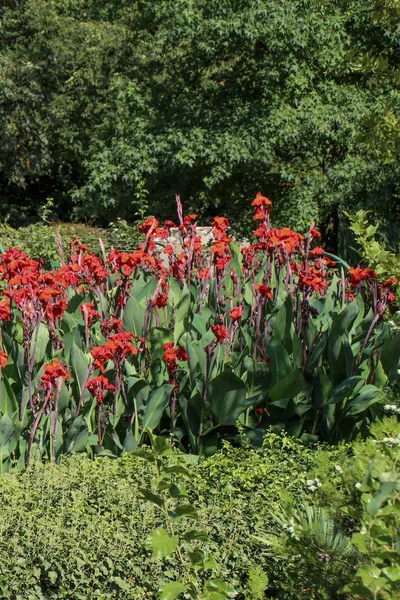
[0, 193, 398, 469]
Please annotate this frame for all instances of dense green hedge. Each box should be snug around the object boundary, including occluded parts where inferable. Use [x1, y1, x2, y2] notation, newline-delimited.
[0, 430, 381, 599]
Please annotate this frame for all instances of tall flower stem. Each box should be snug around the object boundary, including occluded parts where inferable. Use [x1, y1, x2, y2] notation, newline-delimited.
[26, 388, 52, 467]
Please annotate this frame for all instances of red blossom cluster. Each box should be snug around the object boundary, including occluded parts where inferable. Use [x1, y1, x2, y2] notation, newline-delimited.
[211, 324, 229, 343]
[211, 215, 232, 274]
[40, 360, 69, 390]
[86, 375, 115, 404]
[163, 342, 189, 381]
[230, 306, 243, 321]
[91, 332, 138, 372]
[349, 266, 377, 288]
[299, 267, 328, 293]
[0, 249, 69, 337]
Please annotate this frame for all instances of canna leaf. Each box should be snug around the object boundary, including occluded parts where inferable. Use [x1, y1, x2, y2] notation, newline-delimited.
[140, 383, 174, 435]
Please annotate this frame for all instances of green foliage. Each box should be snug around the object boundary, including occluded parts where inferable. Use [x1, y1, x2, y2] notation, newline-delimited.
[345, 209, 400, 280]
[0, 0, 399, 239]
[134, 433, 237, 599]
[0, 431, 396, 598]
[254, 503, 357, 599]
[0, 437, 325, 598]
[244, 566, 269, 600]
[341, 438, 400, 599]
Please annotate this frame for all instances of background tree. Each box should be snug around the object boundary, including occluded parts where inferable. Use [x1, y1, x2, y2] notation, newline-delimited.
[0, 0, 399, 250]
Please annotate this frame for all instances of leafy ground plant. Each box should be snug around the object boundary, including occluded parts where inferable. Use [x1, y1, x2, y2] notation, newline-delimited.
[134, 433, 238, 600]
[342, 438, 400, 599]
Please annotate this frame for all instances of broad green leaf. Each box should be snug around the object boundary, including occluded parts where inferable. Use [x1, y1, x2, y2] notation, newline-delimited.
[138, 489, 164, 508]
[30, 323, 49, 365]
[327, 376, 364, 406]
[266, 338, 292, 386]
[243, 356, 271, 397]
[146, 527, 179, 559]
[269, 369, 304, 402]
[123, 294, 145, 336]
[346, 384, 381, 416]
[113, 577, 131, 591]
[174, 284, 191, 344]
[381, 334, 400, 385]
[306, 334, 328, 371]
[382, 566, 400, 582]
[64, 416, 89, 454]
[170, 504, 198, 520]
[0, 415, 13, 447]
[183, 529, 209, 542]
[366, 482, 397, 516]
[70, 342, 90, 395]
[274, 295, 293, 350]
[312, 367, 333, 408]
[159, 582, 188, 600]
[209, 370, 247, 425]
[1, 375, 18, 414]
[132, 449, 155, 463]
[141, 383, 174, 434]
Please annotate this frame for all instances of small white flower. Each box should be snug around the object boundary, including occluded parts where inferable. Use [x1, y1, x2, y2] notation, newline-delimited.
[355, 482, 361, 490]
[306, 477, 321, 492]
[335, 465, 343, 473]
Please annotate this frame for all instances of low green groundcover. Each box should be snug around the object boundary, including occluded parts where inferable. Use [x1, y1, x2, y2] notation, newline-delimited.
[0, 432, 376, 600]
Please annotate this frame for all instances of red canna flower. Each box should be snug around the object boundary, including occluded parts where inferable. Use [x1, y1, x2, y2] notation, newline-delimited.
[382, 277, 398, 288]
[309, 222, 322, 239]
[266, 228, 304, 254]
[86, 375, 115, 404]
[91, 332, 137, 372]
[310, 246, 325, 258]
[45, 297, 68, 323]
[323, 256, 336, 267]
[56, 264, 80, 287]
[255, 284, 273, 299]
[163, 342, 189, 379]
[0, 351, 8, 370]
[164, 244, 174, 256]
[181, 214, 198, 229]
[230, 306, 244, 320]
[0, 299, 11, 321]
[299, 269, 328, 293]
[211, 324, 229, 343]
[138, 217, 160, 235]
[212, 216, 231, 239]
[349, 266, 377, 288]
[251, 192, 272, 208]
[100, 316, 123, 338]
[40, 360, 69, 389]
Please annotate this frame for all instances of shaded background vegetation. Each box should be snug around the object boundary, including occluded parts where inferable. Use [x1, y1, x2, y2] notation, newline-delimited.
[0, 0, 399, 249]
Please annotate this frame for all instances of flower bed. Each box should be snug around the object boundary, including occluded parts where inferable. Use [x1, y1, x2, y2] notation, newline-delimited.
[0, 194, 398, 468]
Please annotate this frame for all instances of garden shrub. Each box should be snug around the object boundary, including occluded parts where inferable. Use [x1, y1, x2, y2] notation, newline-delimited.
[0, 430, 394, 599]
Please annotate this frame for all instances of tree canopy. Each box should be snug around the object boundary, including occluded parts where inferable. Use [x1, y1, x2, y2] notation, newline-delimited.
[0, 0, 399, 244]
